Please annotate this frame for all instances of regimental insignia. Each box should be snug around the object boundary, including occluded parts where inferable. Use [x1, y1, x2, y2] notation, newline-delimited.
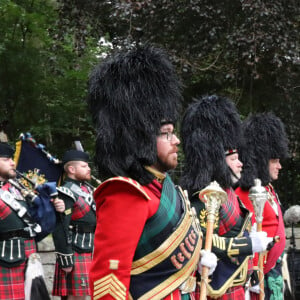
[19, 168, 47, 188]
[80, 277, 87, 287]
[93, 273, 126, 300]
[199, 209, 219, 229]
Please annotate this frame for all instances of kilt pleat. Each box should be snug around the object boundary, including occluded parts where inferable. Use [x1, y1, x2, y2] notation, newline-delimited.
[208, 286, 245, 300]
[52, 251, 92, 296]
[0, 239, 36, 300]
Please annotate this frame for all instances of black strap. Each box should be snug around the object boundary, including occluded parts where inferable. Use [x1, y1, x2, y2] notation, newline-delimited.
[70, 224, 96, 233]
[0, 229, 32, 240]
[0, 185, 41, 236]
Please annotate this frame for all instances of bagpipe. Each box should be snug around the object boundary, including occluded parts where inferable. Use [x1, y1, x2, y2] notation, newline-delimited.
[14, 133, 63, 241]
[13, 133, 101, 240]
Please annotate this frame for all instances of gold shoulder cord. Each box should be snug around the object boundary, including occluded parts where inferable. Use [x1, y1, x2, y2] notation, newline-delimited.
[144, 166, 166, 183]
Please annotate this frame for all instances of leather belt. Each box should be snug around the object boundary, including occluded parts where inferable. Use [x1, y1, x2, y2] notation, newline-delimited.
[0, 229, 31, 240]
[70, 224, 96, 233]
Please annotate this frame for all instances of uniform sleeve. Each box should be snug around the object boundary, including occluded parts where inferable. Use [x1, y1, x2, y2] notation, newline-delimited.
[194, 198, 252, 263]
[89, 181, 150, 300]
[211, 234, 252, 261]
[52, 192, 75, 268]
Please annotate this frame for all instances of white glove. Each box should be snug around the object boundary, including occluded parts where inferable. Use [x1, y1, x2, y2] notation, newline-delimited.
[249, 284, 260, 294]
[198, 250, 218, 276]
[250, 223, 273, 253]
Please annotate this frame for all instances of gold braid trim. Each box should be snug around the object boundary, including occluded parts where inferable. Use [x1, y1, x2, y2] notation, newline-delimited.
[144, 166, 166, 183]
[212, 234, 226, 251]
[138, 236, 201, 300]
[93, 273, 126, 300]
[100, 177, 151, 200]
[131, 206, 192, 274]
[207, 257, 249, 298]
[227, 238, 239, 258]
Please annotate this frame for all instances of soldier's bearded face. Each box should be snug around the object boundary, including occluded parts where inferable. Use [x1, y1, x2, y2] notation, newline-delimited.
[0, 157, 16, 181]
[73, 161, 92, 181]
[152, 124, 180, 173]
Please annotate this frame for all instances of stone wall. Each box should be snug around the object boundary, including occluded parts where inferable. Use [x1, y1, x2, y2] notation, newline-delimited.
[285, 227, 300, 249]
[37, 236, 60, 300]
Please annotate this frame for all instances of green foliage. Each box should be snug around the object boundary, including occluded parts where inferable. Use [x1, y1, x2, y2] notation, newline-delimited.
[54, 0, 299, 204]
[0, 0, 299, 204]
[0, 0, 104, 158]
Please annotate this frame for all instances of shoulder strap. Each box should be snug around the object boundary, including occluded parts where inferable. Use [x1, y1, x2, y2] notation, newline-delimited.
[97, 176, 151, 201]
[61, 183, 94, 205]
[57, 186, 76, 202]
[0, 189, 41, 236]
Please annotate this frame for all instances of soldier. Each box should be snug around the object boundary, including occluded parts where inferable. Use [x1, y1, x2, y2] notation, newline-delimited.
[52, 149, 96, 300]
[180, 95, 271, 299]
[0, 142, 64, 300]
[87, 45, 217, 299]
[235, 112, 289, 300]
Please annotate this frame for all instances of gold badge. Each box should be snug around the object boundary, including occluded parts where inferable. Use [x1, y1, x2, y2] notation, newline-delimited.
[199, 209, 219, 229]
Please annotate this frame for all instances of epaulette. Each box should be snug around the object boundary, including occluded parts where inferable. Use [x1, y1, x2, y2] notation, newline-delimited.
[57, 186, 76, 202]
[96, 177, 151, 201]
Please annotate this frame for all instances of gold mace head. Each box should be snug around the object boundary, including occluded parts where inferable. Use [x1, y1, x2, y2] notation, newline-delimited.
[198, 181, 227, 219]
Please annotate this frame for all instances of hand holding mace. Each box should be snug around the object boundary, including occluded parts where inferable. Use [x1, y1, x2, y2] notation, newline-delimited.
[249, 178, 269, 300]
[198, 181, 227, 300]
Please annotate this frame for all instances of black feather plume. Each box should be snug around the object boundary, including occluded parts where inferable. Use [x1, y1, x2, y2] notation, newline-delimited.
[239, 112, 289, 189]
[180, 95, 242, 195]
[87, 45, 182, 184]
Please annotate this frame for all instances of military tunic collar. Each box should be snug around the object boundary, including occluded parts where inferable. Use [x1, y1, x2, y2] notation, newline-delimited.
[144, 166, 166, 183]
[0, 180, 6, 188]
[64, 177, 85, 187]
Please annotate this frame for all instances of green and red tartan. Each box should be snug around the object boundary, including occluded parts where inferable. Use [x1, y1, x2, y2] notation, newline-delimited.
[0, 239, 36, 300]
[209, 286, 245, 300]
[194, 284, 245, 300]
[218, 188, 243, 236]
[52, 251, 92, 296]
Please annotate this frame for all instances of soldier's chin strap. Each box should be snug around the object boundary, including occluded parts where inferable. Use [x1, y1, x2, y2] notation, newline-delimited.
[228, 167, 240, 189]
[0, 189, 41, 237]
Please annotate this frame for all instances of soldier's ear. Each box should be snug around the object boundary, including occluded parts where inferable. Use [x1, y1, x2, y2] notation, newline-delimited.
[65, 164, 75, 175]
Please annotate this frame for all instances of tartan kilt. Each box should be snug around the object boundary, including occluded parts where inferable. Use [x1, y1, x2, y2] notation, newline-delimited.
[163, 288, 194, 300]
[52, 251, 92, 296]
[194, 283, 245, 300]
[208, 286, 245, 300]
[0, 239, 36, 300]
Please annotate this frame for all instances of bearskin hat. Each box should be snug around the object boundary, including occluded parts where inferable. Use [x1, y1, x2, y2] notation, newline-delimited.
[87, 45, 182, 184]
[239, 112, 289, 189]
[180, 95, 242, 195]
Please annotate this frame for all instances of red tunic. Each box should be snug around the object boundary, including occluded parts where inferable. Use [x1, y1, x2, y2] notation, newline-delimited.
[90, 178, 195, 300]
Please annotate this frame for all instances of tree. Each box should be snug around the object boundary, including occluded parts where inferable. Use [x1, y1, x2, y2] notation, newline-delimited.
[1, 1, 299, 203]
[55, 0, 300, 203]
[0, 0, 106, 158]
